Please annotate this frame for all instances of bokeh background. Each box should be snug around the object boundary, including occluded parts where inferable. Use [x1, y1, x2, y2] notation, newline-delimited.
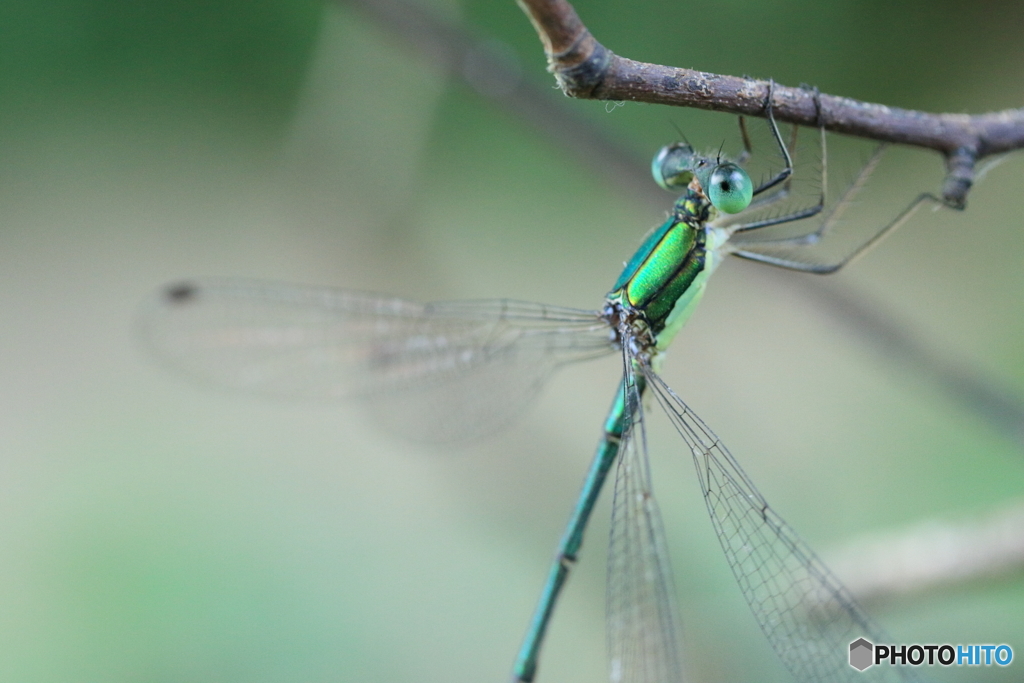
[1, 0, 1022, 681]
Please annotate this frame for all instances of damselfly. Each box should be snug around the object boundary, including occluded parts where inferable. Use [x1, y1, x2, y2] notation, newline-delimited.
[139, 86, 928, 683]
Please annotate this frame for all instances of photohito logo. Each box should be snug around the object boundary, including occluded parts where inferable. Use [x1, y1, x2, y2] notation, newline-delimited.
[849, 638, 1013, 671]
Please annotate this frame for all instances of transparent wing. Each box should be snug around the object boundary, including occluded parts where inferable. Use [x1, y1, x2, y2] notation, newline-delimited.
[643, 368, 919, 683]
[606, 356, 686, 683]
[137, 278, 614, 441]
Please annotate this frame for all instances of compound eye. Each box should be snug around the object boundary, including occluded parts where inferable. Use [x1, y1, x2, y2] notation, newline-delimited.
[707, 163, 753, 214]
[651, 143, 695, 191]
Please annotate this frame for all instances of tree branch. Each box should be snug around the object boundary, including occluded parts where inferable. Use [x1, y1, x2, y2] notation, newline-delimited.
[517, 0, 1024, 207]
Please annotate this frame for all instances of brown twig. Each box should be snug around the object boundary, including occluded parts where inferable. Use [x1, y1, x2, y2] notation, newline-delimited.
[516, 0, 1024, 208]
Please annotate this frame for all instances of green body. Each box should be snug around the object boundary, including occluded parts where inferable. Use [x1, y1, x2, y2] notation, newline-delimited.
[513, 187, 720, 682]
[611, 193, 710, 333]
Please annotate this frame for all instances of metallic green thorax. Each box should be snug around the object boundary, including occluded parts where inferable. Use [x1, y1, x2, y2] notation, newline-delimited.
[609, 189, 712, 337]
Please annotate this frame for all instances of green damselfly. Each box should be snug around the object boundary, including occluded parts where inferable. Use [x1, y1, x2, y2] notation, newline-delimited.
[139, 87, 927, 683]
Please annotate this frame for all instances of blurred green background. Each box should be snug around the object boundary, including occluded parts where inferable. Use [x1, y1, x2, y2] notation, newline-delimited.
[1, 0, 1022, 681]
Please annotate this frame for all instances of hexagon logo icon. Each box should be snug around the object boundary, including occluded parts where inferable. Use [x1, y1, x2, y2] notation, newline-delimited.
[850, 638, 874, 671]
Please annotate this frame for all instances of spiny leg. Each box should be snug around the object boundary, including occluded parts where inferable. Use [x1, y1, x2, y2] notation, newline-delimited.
[730, 87, 828, 233]
[730, 189, 943, 274]
[733, 140, 886, 251]
[728, 119, 798, 217]
[736, 115, 753, 165]
[724, 88, 948, 274]
[737, 106, 801, 191]
[749, 79, 797, 197]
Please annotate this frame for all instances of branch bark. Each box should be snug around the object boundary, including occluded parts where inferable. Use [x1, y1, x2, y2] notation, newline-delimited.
[517, 0, 1024, 207]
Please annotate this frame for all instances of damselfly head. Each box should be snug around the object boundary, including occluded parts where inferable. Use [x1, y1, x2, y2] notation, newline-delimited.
[652, 143, 754, 215]
[651, 142, 697, 191]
